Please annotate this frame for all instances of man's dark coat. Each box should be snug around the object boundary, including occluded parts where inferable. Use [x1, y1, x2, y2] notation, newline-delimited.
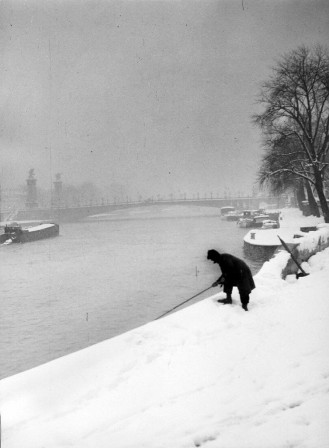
[211, 252, 255, 294]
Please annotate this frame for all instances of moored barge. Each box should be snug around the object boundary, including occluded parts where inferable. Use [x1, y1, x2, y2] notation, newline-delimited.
[0, 222, 59, 244]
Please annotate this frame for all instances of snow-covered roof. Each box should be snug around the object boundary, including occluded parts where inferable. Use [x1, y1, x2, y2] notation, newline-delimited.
[244, 224, 329, 248]
[244, 228, 301, 246]
[26, 223, 55, 232]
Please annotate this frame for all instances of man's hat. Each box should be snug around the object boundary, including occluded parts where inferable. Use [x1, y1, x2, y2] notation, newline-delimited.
[207, 249, 220, 260]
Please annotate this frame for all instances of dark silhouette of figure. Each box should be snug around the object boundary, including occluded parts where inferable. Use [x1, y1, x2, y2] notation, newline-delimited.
[207, 249, 255, 311]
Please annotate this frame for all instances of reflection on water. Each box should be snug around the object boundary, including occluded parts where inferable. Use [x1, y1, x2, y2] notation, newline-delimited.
[0, 205, 264, 379]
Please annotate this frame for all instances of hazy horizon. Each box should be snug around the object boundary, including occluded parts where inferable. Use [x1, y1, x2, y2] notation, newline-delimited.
[1, 0, 329, 199]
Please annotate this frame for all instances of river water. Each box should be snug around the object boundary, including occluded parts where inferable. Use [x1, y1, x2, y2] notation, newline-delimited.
[0, 205, 262, 380]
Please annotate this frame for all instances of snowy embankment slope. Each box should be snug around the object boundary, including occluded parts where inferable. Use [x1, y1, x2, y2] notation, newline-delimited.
[1, 248, 329, 447]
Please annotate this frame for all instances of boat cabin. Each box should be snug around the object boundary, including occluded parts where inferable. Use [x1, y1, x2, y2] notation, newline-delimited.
[220, 206, 235, 216]
[261, 219, 279, 229]
[241, 210, 259, 218]
[4, 223, 23, 233]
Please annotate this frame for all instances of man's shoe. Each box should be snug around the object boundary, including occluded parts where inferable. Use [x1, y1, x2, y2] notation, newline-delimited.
[242, 304, 248, 311]
[217, 298, 232, 304]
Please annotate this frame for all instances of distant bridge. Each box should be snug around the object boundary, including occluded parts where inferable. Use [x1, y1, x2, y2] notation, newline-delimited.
[13, 196, 284, 223]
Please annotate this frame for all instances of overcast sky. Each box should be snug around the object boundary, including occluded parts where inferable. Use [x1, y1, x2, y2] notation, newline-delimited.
[1, 0, 329, 198]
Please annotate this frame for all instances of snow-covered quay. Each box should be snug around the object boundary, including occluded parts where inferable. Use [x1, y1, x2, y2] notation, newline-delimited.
[1, 210, 329, 448]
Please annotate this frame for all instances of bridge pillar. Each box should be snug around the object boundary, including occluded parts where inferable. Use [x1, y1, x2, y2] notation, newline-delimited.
[52, 174, 63, 207]
[26, 169, 38, 209]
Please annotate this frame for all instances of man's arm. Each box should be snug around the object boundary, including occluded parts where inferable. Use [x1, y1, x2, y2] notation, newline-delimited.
[212, 274, 225, 287]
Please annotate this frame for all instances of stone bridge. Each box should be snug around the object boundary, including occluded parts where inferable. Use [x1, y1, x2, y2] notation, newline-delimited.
[14, 196, 284, 223]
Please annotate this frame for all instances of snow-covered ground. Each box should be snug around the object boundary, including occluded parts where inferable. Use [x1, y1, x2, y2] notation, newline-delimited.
[1, 209, 329, 448]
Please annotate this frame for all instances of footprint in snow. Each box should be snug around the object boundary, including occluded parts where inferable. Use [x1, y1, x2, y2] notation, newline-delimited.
[193, 433, 218, 447]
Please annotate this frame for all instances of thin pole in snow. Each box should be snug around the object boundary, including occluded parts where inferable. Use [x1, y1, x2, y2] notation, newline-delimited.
[155, 286, 214, 320]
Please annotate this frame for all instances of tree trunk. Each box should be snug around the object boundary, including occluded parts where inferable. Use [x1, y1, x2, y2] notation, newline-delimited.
[314, 169, 329, 223]
[295, 181, 306, 211]
[305, 180, 320, 217]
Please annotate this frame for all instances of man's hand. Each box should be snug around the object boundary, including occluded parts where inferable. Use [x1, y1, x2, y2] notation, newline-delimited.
[212, 281, 224, 287]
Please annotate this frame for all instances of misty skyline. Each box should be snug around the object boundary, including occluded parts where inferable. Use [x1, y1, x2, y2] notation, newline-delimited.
[1, 0, 329, 199]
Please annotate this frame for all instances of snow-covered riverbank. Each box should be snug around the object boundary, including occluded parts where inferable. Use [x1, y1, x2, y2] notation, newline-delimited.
[1, 209, 329, 448]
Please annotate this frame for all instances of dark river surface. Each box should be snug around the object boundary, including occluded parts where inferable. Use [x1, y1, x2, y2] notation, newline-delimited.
[0, 205, 262, 379]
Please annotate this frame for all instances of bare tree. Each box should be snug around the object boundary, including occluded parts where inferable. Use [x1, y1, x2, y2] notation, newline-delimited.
[254, 45, 329, 222]
[258, 134, 320, 216]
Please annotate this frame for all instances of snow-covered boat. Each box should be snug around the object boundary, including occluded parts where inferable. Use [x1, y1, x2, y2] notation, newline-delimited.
[237, 210, 270, 228]
[243, 227, 301, 260]
[0, 222, 59, 244]
[243, 223, 329, 261]
[220, 206, 236, 219]
[266, 211, 281, 221]
[261, 219, 280, 229]
[225, 210, 243, 221]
